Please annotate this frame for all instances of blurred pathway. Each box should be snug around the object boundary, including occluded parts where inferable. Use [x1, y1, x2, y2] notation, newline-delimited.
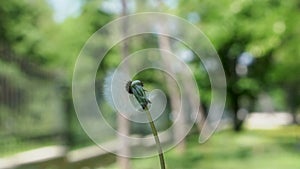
[245, 112, 294, 129]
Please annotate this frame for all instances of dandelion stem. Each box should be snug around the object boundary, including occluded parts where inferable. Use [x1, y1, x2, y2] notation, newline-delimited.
[144, 107, 166, 169]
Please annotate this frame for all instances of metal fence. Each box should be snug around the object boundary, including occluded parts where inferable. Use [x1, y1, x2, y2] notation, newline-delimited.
[0, 57, 91, 158]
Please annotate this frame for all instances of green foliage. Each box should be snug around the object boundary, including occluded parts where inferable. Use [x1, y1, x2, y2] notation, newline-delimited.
[1, 0, 300, 157]
[176, 0, 300, 122]
[0, 0, 115, 156]
[0, 0, 54, 62]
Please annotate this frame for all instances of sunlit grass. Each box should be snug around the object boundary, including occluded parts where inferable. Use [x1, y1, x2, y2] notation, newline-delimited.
[103, 125, 300, 169]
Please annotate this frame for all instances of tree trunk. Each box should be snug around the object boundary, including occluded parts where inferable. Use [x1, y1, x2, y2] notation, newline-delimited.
[232, 93, 243, 131]
[155, 0, 186, 152]
[157, 34, 186, 152]
[117, 0, 131, 168]
[287, 85, 299, 125]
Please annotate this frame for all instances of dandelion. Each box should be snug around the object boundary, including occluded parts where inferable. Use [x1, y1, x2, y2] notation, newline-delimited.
[126, 80, 166, 169]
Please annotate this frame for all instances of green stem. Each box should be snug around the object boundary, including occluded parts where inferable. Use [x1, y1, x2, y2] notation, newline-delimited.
[144, 107, 166, 169]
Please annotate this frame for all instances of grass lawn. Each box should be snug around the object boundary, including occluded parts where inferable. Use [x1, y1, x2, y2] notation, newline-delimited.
[103, 125, 300, 169]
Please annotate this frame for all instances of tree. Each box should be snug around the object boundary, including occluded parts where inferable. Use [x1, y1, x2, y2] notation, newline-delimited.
[117, 0, 131, 168]
[270, 0, 300, 123]
[177, 0, 300, 130]
[0, 0, 54, 77]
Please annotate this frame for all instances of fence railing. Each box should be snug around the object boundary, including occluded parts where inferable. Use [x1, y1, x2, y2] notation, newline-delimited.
[0, 145, 116, 169]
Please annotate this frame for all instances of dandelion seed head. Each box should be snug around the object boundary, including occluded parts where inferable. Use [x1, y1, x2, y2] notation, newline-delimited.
[103, 70, 131, 110]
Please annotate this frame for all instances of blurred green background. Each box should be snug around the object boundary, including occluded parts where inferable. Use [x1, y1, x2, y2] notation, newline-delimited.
[0, 0, 299, 169]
